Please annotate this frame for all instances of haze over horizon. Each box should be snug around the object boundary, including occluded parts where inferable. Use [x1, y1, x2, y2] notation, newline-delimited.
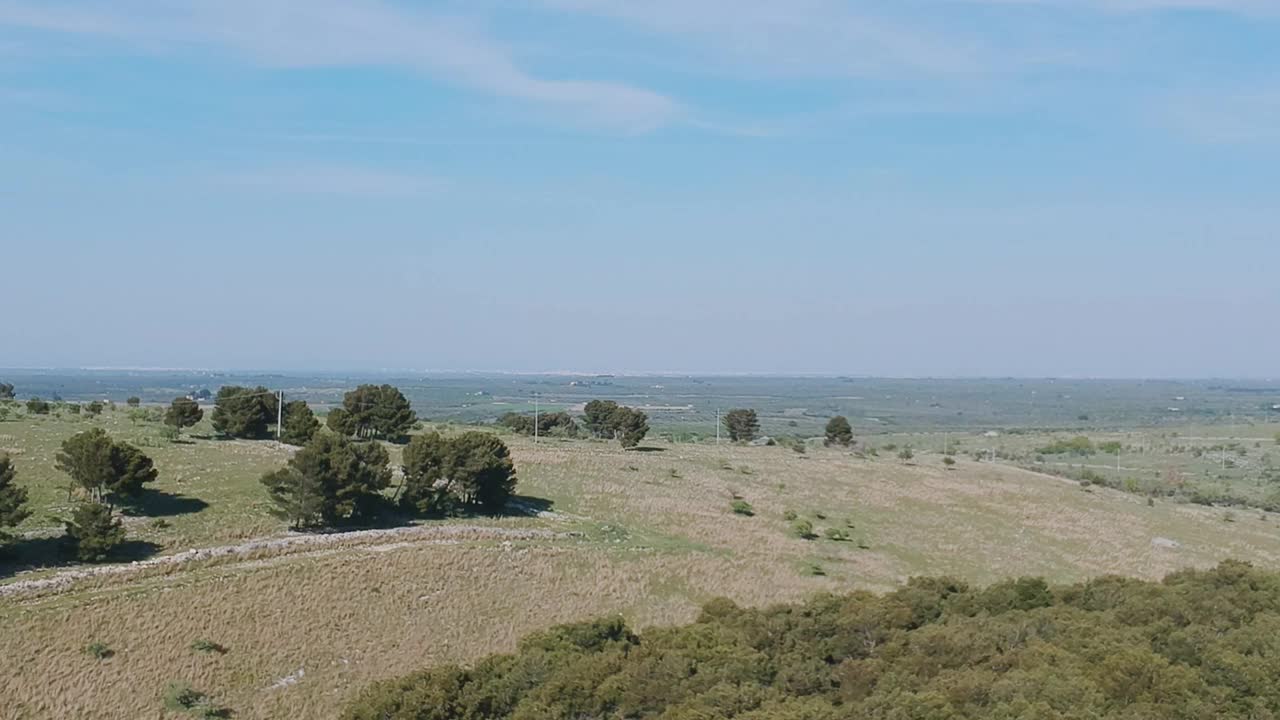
[3, 1, 1277, 376]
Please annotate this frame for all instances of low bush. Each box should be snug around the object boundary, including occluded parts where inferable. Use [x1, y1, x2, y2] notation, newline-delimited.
[85, 641, 112, 660]
[824, 527, 850, 541]
[790, 519, 815, 539]
[345, 562, 1280, 720]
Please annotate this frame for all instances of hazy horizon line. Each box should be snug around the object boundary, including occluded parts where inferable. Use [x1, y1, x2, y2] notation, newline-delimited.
[0, 366, 1276, 383]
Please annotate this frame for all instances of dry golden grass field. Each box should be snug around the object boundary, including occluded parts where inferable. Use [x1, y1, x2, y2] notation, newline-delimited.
[4, 411, 1280, 718]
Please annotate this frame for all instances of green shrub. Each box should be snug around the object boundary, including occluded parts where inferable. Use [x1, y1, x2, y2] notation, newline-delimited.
[342, 562, 1280, 720]
[1036, 436, 1096, 456]
[191, 639, 225, 654]
[65, 502, 125, 563]
[790, 519, 815, 540]
[730, 500, 755, 516]
[1079, 469, 1106, 485]
[85, 641, 113, 659]
[162, 682, 227, 718]
[782, 509, 798, 521]
[824, 527, 850, 542]
[1098, 441, 1123, 454]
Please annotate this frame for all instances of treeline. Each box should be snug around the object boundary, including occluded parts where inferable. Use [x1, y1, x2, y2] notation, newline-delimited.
[499, 411, 578, 438]
[211, 383, 413, 445]
[1, 427, 159, 561]
[500, 400, 651, 448]
[0, 382, 522, 563]
[345, 560, 1280, 720]
[260, 429, 516, 529]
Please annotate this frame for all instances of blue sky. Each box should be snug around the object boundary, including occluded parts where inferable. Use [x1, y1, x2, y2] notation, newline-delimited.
[1, 0, 1277, 376]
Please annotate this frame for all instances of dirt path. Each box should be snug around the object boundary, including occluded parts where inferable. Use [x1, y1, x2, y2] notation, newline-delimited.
[0, 524, 570, 600]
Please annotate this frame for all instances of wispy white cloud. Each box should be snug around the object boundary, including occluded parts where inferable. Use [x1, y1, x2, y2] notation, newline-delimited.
[219, 163, 446, 198]
[532, 0, 1273, 84]
[536, 0, 989, 77]
[0, 0, 680, 132]
[1, 0, 1274, 141]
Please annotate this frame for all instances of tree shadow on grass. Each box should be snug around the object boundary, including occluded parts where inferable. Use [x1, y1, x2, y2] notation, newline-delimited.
[0, 536, 163, 579]
[628, 446, 667, 453]
[119, 488, 210, 518]
[505, 495, 556, 517]
[398, 494, 558, 522]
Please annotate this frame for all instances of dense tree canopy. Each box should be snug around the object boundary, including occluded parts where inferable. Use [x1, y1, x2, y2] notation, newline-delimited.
[824, 416, 853, 447]
[164, 396, 203, 431]
[581, 400, 649, 448]
[610, 407, 649, 449]
[724, 408, 760, 442]
[499, 411, 578, 438]
[26, 397, 50, 415]
[280, 400, 320, 446]
[582, 400, 620, 438]
[0, 382, 14, 400]
[345, 561, 1280, 720]
[327, 384, 417, 442]
[65, 502, 125, 562]
[260, 433, 391, 528]
[0, 453, 30, 541]
[55, 428, 158, 505]
[259, 467, 325, 529]
[211, 386, 278, 439]
[400, 431, 517, 515]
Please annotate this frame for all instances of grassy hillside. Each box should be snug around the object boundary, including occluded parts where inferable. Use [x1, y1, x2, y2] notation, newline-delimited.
[3, 411, 1280, 717]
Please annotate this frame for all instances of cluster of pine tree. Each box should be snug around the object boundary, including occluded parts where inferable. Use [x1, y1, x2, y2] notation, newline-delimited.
[499, 411, 578, 438]
[582, 400, 649, 448]
[345, 561, 1280, 720]
[260, 428, 517, 529]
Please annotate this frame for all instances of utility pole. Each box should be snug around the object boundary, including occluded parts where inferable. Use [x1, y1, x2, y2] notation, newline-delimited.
[534, 393, 539, 445]
[276, 390, 283, 440]
[716, 408, 720, 445]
